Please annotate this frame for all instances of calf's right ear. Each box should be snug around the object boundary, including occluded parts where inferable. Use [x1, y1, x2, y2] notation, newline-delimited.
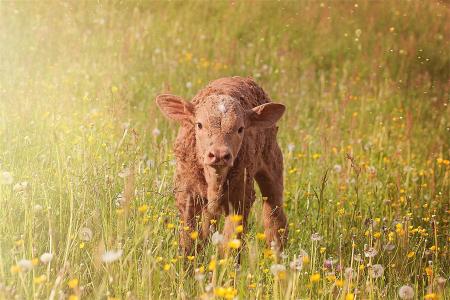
[155, 94, 194, 124]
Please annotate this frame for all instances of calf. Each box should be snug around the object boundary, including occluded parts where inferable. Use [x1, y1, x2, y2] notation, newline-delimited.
[156, 76, 287, 254]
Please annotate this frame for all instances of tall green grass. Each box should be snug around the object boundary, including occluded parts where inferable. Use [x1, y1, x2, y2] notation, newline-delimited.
[0, 1, 448, 299]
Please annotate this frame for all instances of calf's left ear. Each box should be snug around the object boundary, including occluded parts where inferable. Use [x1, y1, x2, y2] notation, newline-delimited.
[246, 102, 285, 128]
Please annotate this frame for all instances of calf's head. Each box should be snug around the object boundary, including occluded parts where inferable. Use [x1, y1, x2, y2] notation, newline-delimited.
[156, 93, 285, 208]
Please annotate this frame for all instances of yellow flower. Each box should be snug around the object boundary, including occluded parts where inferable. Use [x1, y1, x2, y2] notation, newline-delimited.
[68, 295, 79, 300]
[335, 279, 344, 287]
[111, 86, 118, 93]
[68, 278, 79, 289]
[407, 251, 415, 258]
[31, 258, 39, 266]
[230, 215, 243, 223]
[10, 265, 20, 274]
[425, 266, 433, 276]
[156, 256, 163, 262]
[320, 247, 326, 254]
[79, 242, 85, 249]
[359, 264, 365, 271]
[302, 255, 310, 264]
[187, 255, 195, 261]
[190, 231, 199, 240]
[312, 153, 321, 159]
[256, 233, 266, 241]
[166, 223, 175, 229]
[228, 239, 241, 249]
[235, 225, 243, 233]
[373, 232, 381, 239]
[345, 293, 355, 300]
[248, 283, 256, 289]
[310, 273, 321, 283]
[163, 264, 170, 271]
[208, 259, 216, 271]
[424, 293, 438, 300]
[138, 204, 149, 213]
[33, 275, 47, 284]
[429, 245, 437, 252]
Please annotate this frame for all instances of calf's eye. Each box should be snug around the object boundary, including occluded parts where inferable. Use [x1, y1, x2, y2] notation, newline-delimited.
[196, 122, 203, 129]
[238, 126, 244, 134]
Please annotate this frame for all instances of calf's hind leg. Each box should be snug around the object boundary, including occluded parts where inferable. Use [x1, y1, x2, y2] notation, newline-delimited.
[255, 152, 288, 250]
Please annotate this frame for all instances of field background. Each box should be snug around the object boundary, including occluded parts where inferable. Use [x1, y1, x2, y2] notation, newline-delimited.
[0, 1, 449, 299]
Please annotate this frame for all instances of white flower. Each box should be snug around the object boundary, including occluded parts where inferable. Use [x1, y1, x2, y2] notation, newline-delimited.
[40, 252, 53, 264]
[152, 128, 161, 137]
[398, 285, 414, 299]
[270, 263, 286, 276]
[211, 231, 224, 245]
[364, 246, 378, 258]
[194, 268, 205, 281]
[289, 257, 303, 271]
[17, 259, 33, 271]
[185, 82, 192, 89]
[311, 233, 323, 241]
[13, 181, 29, 192]
[118, 167, 131, 178]
[101, 249, 123, 263]
[79, 227, 93, 242]
[333, 164, 342, 173]
[344, 267, 354, 279]
[0, 171, 13, 185]
[369, 264, 384, 278]
[287, 143, 295, 153]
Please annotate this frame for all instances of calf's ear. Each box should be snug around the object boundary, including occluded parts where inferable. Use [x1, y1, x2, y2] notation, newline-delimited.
[155, 94, 194, 124]
[246, 102, 285, 128]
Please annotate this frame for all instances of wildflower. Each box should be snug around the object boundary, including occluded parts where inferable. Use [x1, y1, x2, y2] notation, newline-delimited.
[40, 252, 53, 264]
[17, 259, 33, 272]
[185, 82, 192, 89]
[320, 247, 326, 254]
[190, 231, 199, 240]
[187, 255, 195, 261]
[166, 223, 175, 229]
[256, 232, 266, 241]
[310, 273, 321, 283]
[68, 295, 78, 300]
[0, 171, 13, 185]
[152, 128, 161, 137]
[311, 233, 323, 241]
[194, 267, 205, 281]
[32, 258, 39, 266]
[425, 266, 433, 276]
[312, 153, 321, 159]
[34, 275, 47, 284]
[289, 257, 303, 271]
[364, 246, 378, 258]
[79, 227, 93, 242]
[287, 143, 295, 153]
[335, 279, 344, 287]
[235, 225, 243, 233]
[398, 285, 414, 299]
[345, 293, 354, 300]
[101, 249, 123, 263]
[10, 265, 20, 274]
[228, 239, 241, 249]
[230, 214, 243, 223]
[163, 264, 170, 271]
[138, 204, 149, 213]
[407, 251, 415, 258]
[68, 278, 79, 288]
[13, 181, 29, 192]
[344, 267, 354, 279]
[208, 259, 216, 271]
[424, 293, 438, 300]
[270, 264, 286, 277]
[118, 167, 131, 178]
[211, 231, 224, 245]
[333, 164, 342, 173]
[369, 264, 384, 278]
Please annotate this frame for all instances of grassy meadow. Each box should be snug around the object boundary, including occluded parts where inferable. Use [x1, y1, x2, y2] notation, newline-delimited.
[0, 1, 449, 299]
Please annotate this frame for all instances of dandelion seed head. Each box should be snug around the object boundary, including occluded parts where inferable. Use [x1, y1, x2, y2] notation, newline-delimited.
[40, 253, 53, 264]
[101, 249, 123, 263]
[398, 285, 414, 299]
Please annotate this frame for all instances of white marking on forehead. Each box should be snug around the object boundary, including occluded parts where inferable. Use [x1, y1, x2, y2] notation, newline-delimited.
[217, 102, 227, 113]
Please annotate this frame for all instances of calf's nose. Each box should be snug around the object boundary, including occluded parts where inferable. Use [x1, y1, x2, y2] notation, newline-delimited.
[206, 147, 232, 166]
